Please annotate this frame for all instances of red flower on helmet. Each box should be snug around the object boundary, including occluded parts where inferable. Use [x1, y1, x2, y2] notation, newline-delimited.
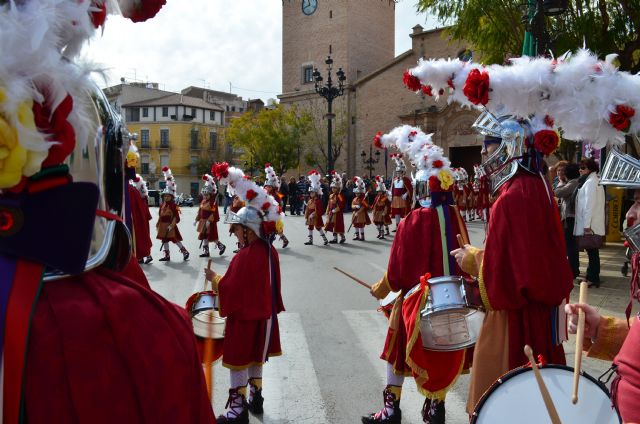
[90, 1, 107, 28]
[162, 166, 169, 172]
[432, 159, 444, 169]
[421, 85, 433, 97]
[201, 174, 208, 181]
[121, 0, 167, 23]
[308, 170, 318, 175]
[262, 201, 271, 211]
[438, 88, 445, 96]
[246, 189, 258, 201]
[32, 93, 76, 167]
[403, 70, 422, 92]
[428, 175, 440, 191]
[211, 162, 229, 179]
[265, 162, 271, 167]
[134, 176, 141, 182]
[609, 105, 635, 132]
[373, 131, 383, 149]
[544, 115, 555, 128]
[463, 68, 490, 106]
[533, 130, 559, 155]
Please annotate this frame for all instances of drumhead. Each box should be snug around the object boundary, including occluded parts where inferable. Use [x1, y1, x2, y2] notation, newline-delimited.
[471, 365, 621, 424]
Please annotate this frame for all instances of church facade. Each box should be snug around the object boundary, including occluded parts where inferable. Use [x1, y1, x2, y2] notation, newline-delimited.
[279, 0, 483, 178]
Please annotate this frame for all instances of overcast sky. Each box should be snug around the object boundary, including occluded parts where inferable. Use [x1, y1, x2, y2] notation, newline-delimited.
[84, 1, 438, 103]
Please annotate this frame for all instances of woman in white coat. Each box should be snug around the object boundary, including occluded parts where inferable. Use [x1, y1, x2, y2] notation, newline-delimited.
[574, 158, 606, 287]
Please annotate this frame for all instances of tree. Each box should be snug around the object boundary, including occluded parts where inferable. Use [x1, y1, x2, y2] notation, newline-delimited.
[417, 0, 640, 72]
[299, 97, 348, 175]
[224, 104, 311, 176]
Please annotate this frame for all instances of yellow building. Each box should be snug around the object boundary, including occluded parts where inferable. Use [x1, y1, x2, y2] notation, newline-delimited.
[122, 93, 225, 197]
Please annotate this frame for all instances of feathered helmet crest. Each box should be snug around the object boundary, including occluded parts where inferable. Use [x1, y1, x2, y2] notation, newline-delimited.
[211, 162, 283, 238]
[161, 166, 176, 198]
[329, 170, 342, 189]
[352, 176, 366, 194]
[132, 174, 148, 198]
[307, 170, 323, 194]
[389, 153, 407, 173]
[374, 175, 387, 192]
[264, 163, 280, 188]
[201, 174, 216, 195]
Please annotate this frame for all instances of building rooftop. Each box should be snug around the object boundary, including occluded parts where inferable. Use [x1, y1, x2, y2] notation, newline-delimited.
[123, 93, 224, 111]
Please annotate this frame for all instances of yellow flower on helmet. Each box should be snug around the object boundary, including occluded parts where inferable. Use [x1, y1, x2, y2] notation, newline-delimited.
[437, 169, 454, 190]
[0, 87, 47, 189]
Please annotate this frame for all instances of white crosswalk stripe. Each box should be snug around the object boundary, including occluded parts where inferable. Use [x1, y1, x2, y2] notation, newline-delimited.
[212, 312, 330, 423]
[342, 310, 470, 424]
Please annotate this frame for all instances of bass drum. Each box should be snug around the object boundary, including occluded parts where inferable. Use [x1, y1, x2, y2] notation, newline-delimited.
[471, 364, 621, 424]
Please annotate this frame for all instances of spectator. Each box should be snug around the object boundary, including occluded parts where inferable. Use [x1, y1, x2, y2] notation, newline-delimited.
[288, 177, 299, 215]
[222, 182, 233, 214]
[279, 176, 289, 215]
[344, 179, 354, 212]
[297, 175, 308, 214]
[554, 163, 580, 278]
[550, 160, 568, 190]
[320, 177, 330, 209]
[574, 158, 606, 288]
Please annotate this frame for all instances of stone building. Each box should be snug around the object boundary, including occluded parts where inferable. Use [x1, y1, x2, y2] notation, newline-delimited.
[279, 0, 483, 178]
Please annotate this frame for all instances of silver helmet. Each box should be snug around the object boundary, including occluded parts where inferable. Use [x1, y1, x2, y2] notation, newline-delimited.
[473, 110, 529, 194]
[413, 168, 431, 208]
[224, 206, 265, 239]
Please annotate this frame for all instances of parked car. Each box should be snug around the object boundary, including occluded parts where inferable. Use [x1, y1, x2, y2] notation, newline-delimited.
[176, 193, 194, 207]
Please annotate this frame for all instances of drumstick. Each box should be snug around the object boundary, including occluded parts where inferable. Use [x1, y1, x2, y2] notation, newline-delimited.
[203, 259, 214, 401]
[524, 345, 562, 424]
[333, 267, 372, 289]
[456, 234, 466, 248]
[572, 281, 588, 404]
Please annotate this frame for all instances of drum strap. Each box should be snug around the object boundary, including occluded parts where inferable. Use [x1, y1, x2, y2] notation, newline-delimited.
[435, 206, 456, 275]
[262, 241, 277, 363]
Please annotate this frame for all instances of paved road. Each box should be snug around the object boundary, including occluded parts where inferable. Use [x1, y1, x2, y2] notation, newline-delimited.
[142, 207, 634, 423]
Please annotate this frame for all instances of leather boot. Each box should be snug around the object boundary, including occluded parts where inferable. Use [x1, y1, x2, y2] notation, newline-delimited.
[199, 245, 210, 258]
[217, 388, 249, 424]
[144, 256, 153, 264]
[159, 250, 170, 262]
[217, 241, 226, 255]
[247, 381, 264, 414]
[181, 247, 190, 261]
[304, 235, 313, 245]
[281, 235, 289, 248]
[422, 398, 445, 424]
[353, 232, 360, 241]
[329, 234, 338, 244]
[362, 386, 402, 423]
[321, 233, 329, 246]
[340, 234, 346, 244]
[385, 226, 390, 236]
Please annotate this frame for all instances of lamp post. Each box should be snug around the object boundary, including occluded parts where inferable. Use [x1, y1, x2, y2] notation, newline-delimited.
[313, 55, 346, 173]
[243, 158, 255, 177]
[361, 145, 381, 179]
[522, 0, 568, 57]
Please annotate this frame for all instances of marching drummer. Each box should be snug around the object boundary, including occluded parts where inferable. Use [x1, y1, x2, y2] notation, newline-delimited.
[325, 170, 347, 244]
[363, 127, 471, 424]
[371, 176, 392, 240]
[205, 162, 285, 423]
[450, 112, 573, 415]
[304, 170, 329, 245]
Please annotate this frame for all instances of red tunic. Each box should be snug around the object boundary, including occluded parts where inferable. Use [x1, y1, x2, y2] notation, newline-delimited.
[325, 193, 345, 233]
[156, 201, 183, 242]
[24, 268, 216, 423]
[351, 195, 371, 228]
[372, 193, 391, 225]
[479, 172, 573, 368]
[380, 206, 469, 400]
[218, 240, 285, 369]
[305, 197, 324, 230]
[196, 199, 220, 242]
[128, 185, 152, 260]
[613, 319, 640, 422]
[391, 176, 413, 216]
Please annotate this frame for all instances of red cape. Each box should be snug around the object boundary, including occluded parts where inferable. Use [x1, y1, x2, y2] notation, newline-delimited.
[128, 185, 152, 259]
[481, 172, 573, 367]
[24, 267, 216, 423]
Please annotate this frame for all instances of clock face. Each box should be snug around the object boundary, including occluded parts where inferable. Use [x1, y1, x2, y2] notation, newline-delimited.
[302, 0, 317, 16]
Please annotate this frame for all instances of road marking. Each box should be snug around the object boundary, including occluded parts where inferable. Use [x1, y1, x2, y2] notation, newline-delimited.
[342, 310, 470, 424]
[212, 312, 329, 423]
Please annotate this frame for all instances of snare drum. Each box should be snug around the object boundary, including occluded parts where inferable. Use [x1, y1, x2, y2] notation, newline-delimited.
[378, 291, 400, 318]
[186, 291, 226, 340]
[419, 275, 484, 351]
[471, 364, 621, 424]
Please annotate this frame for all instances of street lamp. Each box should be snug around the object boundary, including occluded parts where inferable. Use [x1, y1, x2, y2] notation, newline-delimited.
[313, 55, 346, 173]
[522, 0, 568, 57]
[361, 145, 381, 179]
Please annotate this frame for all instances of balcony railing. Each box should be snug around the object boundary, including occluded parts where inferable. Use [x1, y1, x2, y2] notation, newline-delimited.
[159, 140, 170, 148]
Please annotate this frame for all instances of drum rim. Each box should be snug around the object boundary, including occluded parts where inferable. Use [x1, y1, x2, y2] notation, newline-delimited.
[427, 275, 465, 285]
[469, 364, 621, 423]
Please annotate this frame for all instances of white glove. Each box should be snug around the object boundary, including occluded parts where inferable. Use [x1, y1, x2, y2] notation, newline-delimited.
[354, 205, 361, 210]
[167, 225, 173, 231]
[331, 208, 337, 213]
[402, 193, 408, 200]
[205, 221, 211, 229]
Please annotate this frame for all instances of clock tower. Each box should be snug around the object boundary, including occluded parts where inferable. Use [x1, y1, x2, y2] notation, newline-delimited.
[281, 0, 395, 95]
